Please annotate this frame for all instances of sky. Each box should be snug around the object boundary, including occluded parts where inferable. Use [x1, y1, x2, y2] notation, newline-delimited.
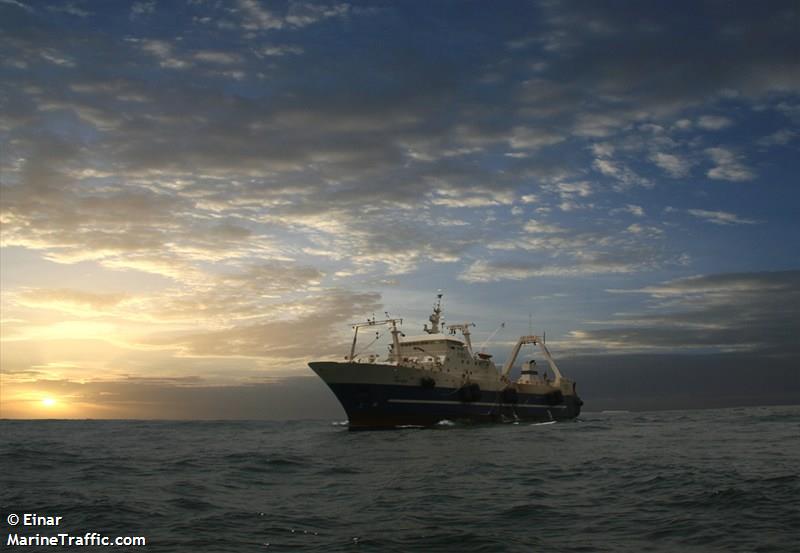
[1, 0, 798, 419]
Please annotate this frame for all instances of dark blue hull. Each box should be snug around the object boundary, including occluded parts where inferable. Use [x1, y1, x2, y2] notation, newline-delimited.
[326, 382, 582, 429]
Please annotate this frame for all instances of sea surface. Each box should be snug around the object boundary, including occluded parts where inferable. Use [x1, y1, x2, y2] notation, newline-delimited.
[2, 405, 799, 552]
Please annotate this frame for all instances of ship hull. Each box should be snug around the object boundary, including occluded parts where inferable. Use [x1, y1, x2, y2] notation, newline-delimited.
[310, 361, 582, 429]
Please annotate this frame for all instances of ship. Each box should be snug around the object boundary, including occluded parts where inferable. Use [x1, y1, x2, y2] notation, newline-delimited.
[309, 294, 582, 429]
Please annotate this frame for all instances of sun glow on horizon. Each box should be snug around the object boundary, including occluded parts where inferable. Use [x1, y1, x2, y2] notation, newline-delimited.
[41, 397, 57, 407]
[0, 388, 137, 419]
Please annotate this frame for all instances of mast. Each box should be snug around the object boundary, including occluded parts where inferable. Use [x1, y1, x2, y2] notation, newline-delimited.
[390, 319, 402, 364]
[424, 292, 443, 334]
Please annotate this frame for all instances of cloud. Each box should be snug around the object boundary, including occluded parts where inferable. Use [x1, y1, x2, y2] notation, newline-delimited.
[650, 152, 691, 178]
[3, 263, 330, 347]
[697, 115, 733, 130]
[194, 50, 241, 65]
[756, 128, 797, 147]
[16, 288, 128, 313]
[591, 142, 614, 157]
[145, 263, 326, 322]
[460, 259, 543, 282]
[623, 204, 644, 217]
[552, 181, 592, 198]
[593, 158, 652, 189]
[0, 142, 199, 273]
[237, 0, 284, 30]
[0, 0, 33, 13]
[538, 180, 594, 212]
[1, 168, 291, 280]
[130, 1, 155, 18]
[429, 187, 514, 208]
[687, 209, 759, 225]
[48, 3, 91, 17]
[522, 219, 566, 234]
[459, 250, 661, 283]
[625, 223, 661, 235]
[508, 0, 800, 147]
[468, 223, 679, 281]
[38, 49, 75, 67]
[2, 269, 380, 395]
[141, 289, 381, 359]
[569, 271, 800, 355]
[507, 126, 565, 150]
[237, 0, 350, 31]
[256, 45, 305, 57]
[285, 1, 350, 28]
[573, 112, 632, 138]
[706, 147, 756, 181]
[3, 0, 787, 269]
[134, 38, 189, 69]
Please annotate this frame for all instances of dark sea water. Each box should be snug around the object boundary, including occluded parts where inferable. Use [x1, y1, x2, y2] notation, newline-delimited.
[2, 405, 799, 552]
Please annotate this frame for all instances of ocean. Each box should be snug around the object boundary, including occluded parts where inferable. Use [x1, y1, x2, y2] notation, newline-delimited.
[2, 405, 798, 552]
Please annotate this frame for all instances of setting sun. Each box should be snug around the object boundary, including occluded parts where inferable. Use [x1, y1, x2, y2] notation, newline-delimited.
[41, 397, 57, 408]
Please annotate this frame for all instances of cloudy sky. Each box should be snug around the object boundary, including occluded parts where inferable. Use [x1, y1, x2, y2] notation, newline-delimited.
[1, 0, 798, 418]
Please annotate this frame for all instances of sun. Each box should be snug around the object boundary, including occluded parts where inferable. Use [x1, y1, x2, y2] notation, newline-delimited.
[41, 397, 57, 407]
